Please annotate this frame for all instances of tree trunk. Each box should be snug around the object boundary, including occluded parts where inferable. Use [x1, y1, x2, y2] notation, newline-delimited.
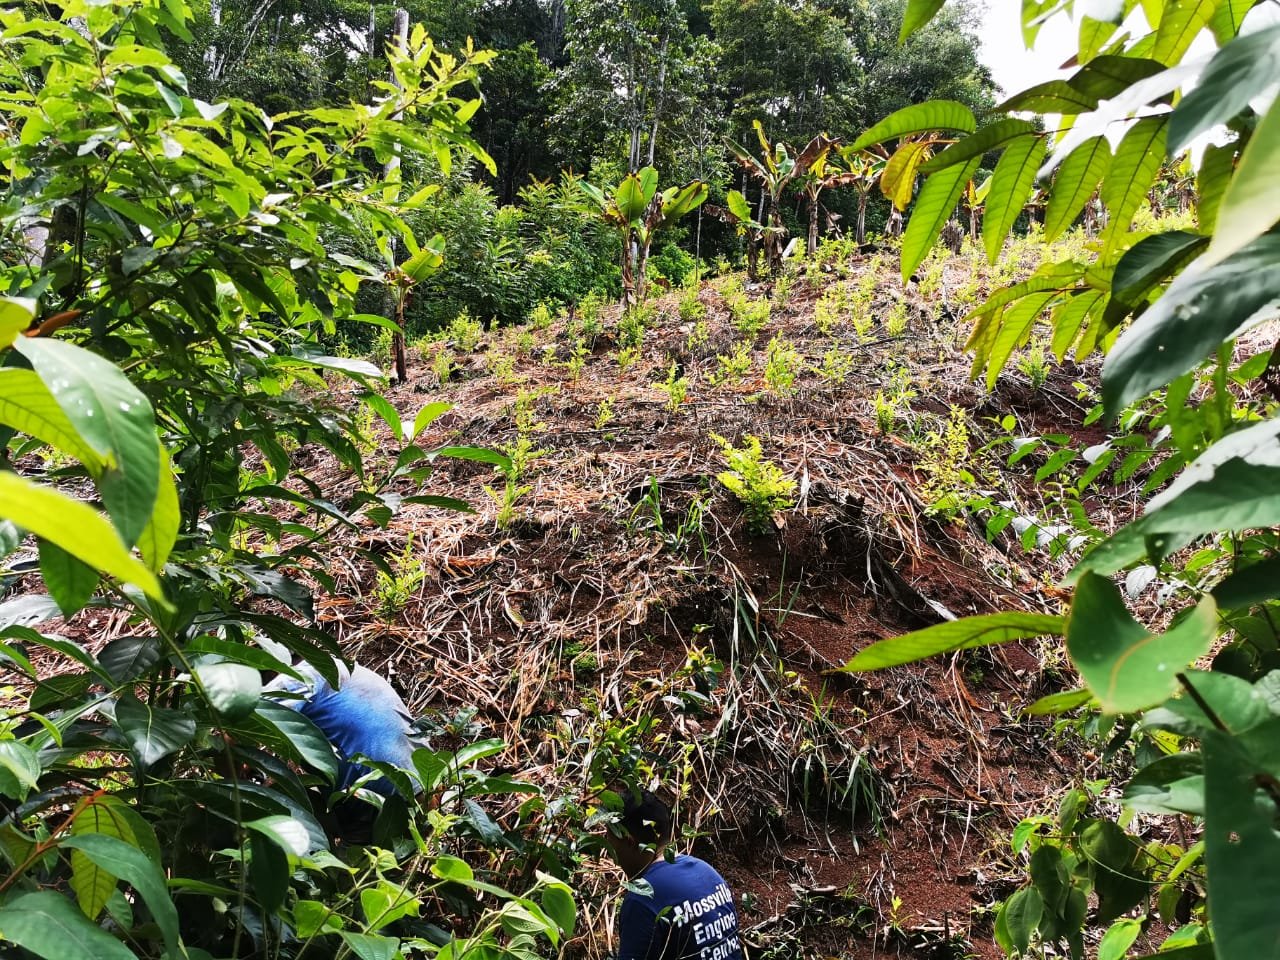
[621, 232, 637, 308]
[636, 237, 653, 301]
[645, 32, 670, 168]
[856, 193, 868, 246]
[807, 193, 820, 257]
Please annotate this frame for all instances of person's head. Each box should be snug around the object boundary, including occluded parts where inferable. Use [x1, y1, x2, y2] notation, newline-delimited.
[603, 790, 673, 878]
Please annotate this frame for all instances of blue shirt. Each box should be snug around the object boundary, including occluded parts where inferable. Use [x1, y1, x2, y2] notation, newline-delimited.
[618, 855, 744, 960]
[266, 662, 419, 795]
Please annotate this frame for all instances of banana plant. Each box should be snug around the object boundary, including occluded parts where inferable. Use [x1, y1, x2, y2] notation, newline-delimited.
[579, 167, 708, 307]
[837, 147, 887, 245]
[797, 146, 883, 255]
[727, 122, 833, 273]
[704, 188, 784, 280]
[962, 175, 991, 240]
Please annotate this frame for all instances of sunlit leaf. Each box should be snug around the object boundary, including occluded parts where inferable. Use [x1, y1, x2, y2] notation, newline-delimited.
[1044, 136, 1112, 242]
[901, 157, 981, 280]
[919, 119, 1038, 174]
[983, 133, 1048, 263]
[1152, 0, 1218, 65]
[13, 338, 159, 546]
[899, 0, 947, 40]
[1103, 233, 1280, 412]
[1099, 117, 1168, 253]
[1201, 97, 1280, 270]
[842, 612, 1064, 670]
[1168, 24, 1280, 154]
[880, 141, 932, 210]
[0, 473, 163, 602]
[849, 100, 976, 152]
[1067, 573, 1217, 713]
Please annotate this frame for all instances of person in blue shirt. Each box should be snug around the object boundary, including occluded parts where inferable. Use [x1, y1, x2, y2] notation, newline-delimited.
[264, 659, 423, 839]
[604, 791, 745, 960]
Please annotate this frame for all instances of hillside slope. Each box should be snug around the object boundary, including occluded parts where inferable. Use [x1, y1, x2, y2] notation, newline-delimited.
[310, 243, 1118, 958]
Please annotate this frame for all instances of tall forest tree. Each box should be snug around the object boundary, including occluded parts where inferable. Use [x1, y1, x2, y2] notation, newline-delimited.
[549, 0, 702, 173]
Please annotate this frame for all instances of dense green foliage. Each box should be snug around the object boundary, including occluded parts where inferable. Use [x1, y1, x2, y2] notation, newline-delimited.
[0, 2, 575, 957]
[844, 1, 1280, 958]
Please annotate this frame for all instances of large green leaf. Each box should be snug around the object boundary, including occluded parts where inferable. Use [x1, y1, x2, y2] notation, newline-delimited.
[341, 932, 401, 960]
[0, 890, 135, 960]
[0, 297, 36, 348]
[615, 173, 648, 224]
[1122, 752, 1204, 815]
[1102, 232, 1280, 412]
[842, 612, 1064, 670]
[250, 701, 340, 780]
[1203, 728, 1280, 960]
[1110, 230, 1207, 306]
[0, 740, 40, 801]
[636, 166, 660, 205]
[1152, 0, 1219, 65]
[1041, 62, 1191, 179]
[983, 133, 1048, 263]
[61, 833, 178, 953]
[540, 882, 576, 937]
[38, 540, 100, 617]
[1196, 142, 1235, 235]
[1066, 55, 1169, 101]
[249, 831, 289, 915]
[983, 291, 1061, 388]
[194, 661, 262, 720]
[899, 0, 946, 39]
[1044, 136, 1112, 242]
[1142, 417, 1280, 532]
[901, 157, 981, 280]
[113, 694, 196, 768]
[849, 100, 976, 152]
[1202, 96, 1280, 269]
[401, 234, 445, 282]
[1168, 24, 1280, 154]
[1067, 573, 1217, 713]
[1099, 117, 1168, 253]
[725, 189, 752, 223]
[98, 635, 162, 684]
[1079, 819, 1148, 922]
[658, 181, 708, 222]
[136, 444, 179, 572]
[13, 338, 158, 546]
[0, 368, 102, 468]
[0, 472, 163, 601]
[918, 119, 1038, 174]
[1002, 887, 1043, 955]
[1213, 554, 1280, 608]
[998, 80, 1098, 115]
[1209, 0, 1255, 42]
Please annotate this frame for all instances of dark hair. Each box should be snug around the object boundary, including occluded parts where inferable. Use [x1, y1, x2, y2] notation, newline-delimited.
[619, 790, 672, 846]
